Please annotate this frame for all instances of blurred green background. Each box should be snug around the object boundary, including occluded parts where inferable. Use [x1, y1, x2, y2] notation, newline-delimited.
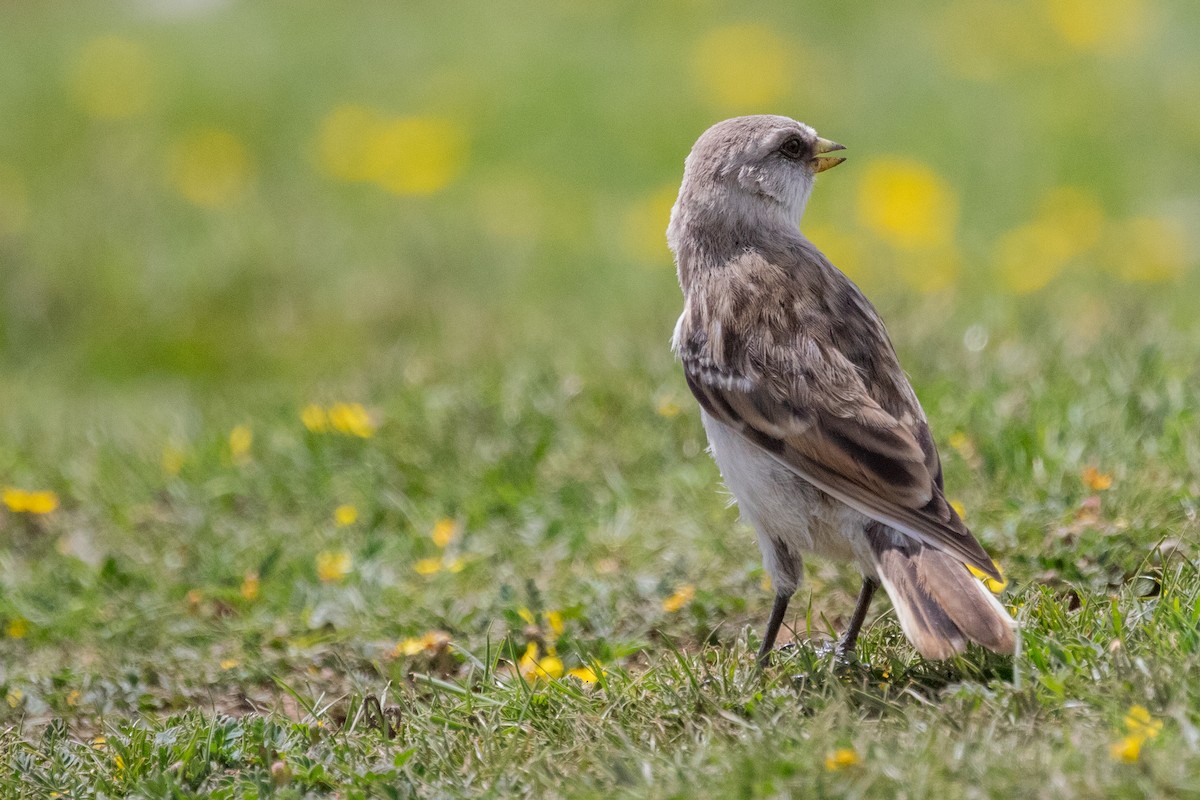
[1, 0, 1196, 386]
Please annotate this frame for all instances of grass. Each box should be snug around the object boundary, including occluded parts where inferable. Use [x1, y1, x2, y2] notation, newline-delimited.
[3, 1, 1200, 797]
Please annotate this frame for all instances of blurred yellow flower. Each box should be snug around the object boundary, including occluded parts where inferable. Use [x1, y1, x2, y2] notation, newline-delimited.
[431, 518, 457, 548]
[545, 610, 564, 637]
[1124, 705, 1163, 739]
[1045, 0, 1151, 55]
[1105, 217, 1189, 283]
[167, 128, 254, 209]
[518, 642, 564, 682]
[824, 748, 860, 771]
[66, 689, 80, 707]
[69, 36, 154, 119]
[240, 571, 260, 601]
[1110, 734, 1143, 763]
[220, 658, 239, 670]
[858, 158, 958, 250]
[621, 185, 678, 265]
[446, 557, 466, 573]
[334, 504, 358, 527]
[1082, 466, 1113, 491]
[327, 402, 376, 438]
[993, 221, 1076, 294]
[0, 163, 29, 236]
[228, 424, 252, 464]
[936, 1, 1059, 81]
[394, 629, 451, 657]
[317, 105, 385, 182]
[655, 396, 682, 418]
[301, 404, 329, 433]
[966, 560, 1008, 594]
[367, 116, 467, 195]
[6, 689, 24, 708]
[662, 584, 695, 613]
[691, 24, 791, 110]
[161, 444, 186, 476]
[3, 488, 59, 515]
[414, 558, 442, 576]
[317, 106, 467, 196]
[567, 665, 599, 684]
[5, 617, 29, 639]
[316, 550, 353, 583]
[949, 499, 967, 520]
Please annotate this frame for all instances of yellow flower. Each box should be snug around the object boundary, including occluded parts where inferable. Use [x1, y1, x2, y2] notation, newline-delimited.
[545, 610, 564, 637]
[1045, 0, 1151, 55]
[949, 499, 967, 520]
[167, 128, 254, 209]
[1082, 466, 1113, 491]
[518, 642, 564, 682]
[316, 105, 386, 182]
[69, 36, 154, 119]
[219, 658, 239, 670]
[6, 689, 24, 708]
[567, 665, 599, 684]
[517, 607, 536, 626]
[1124, 705, 1163, 739]
[316, 550, 353, 583]
[301, 404, 329, 433]
[363, 116, 468, 196]
[1110, 734, 1143, 763]
[966, 560, 1008, 594]
[334, 504, 358, 527]
[993, 221, 1077, 294]
[824, 747, 860, 771]
[1105, 217, 1189, 283]
[446, 557, 466, 573]
[662, 584, 696, 613]
[394, 630, 451, 657]
[66, 689, 81, 707]
[414, 558, 442, 576]
[655, 396, 682, 418]
[327, 403, 376, 438]
[691, 24, 791, 110]
[5, 617, 29, 639]
[620, 185, 678, 266]
[857, 158, 958, 251]
[161, 444, 186, 476]
[228, 424, 253, 464]
[240, 571, 260, 601]
[431, 518, 457, 548]
[92, 736, 107, 750]
[3, 488, 59, 515]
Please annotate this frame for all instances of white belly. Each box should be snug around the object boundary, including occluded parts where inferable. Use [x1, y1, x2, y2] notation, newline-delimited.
[701, 410, 874, 593]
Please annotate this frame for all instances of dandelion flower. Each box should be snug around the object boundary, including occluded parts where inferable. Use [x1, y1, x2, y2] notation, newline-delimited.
[1110, 734, 1143, 763]
[966, 560, 1008, 594]
[1124, 705, 1163, 739]
[240, 572, 260, 601]
[316, 550, 353, 583]
[518, 642, 564, 682]
[228, 424, 252, 464]
[327, 402, 376, 438]
[334, 504, 358, 527]
[431, 518, 457, 548]
[567, 665, 599, 684]
[691, 24, 791, 110]
[3, 488, 59, 515]
[824, 748, 860, 771]
[662, 584, 695, 613]
[5, 618, 29, 639]
[857, 158, 958, 250]
[414, 558, 442, 576]
[69, 36, 154, 119]
[1082, 466, 1113, 491]
[301, 404, 329, 433]
[167, 128, 254, 209]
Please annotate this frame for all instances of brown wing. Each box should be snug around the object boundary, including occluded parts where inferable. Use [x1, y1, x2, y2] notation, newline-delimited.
[679, 318, 999, 580]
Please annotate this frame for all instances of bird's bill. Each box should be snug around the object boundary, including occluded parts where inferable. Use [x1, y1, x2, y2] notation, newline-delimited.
[813, 137, 846, 173]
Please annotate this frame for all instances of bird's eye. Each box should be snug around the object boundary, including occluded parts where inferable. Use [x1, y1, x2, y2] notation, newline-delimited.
[778, 137, 806, 159]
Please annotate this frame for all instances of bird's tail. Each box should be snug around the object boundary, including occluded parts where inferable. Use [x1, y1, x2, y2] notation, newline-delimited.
[866, 526, 1015, 660]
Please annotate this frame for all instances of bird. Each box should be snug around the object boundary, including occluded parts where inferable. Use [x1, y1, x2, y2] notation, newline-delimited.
[667, 115, 1015, 664]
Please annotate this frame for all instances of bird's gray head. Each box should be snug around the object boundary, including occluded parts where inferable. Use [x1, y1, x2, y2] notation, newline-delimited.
[667, 115, 845, 256]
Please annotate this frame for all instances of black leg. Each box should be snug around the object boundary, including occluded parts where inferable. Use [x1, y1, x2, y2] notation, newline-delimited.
[837, 577, 878, 657]
[757, 593, 791, 667]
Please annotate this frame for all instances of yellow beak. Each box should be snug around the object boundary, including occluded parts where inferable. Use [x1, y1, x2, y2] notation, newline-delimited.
[813, 137, 846, 173]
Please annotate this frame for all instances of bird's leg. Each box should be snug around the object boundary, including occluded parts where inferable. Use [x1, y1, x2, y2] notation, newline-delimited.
[756, 593, 791, 667]
[836, 577, 878, 657]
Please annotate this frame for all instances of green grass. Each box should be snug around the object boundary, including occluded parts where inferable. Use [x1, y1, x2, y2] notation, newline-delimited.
[3, 1, 1200, 797]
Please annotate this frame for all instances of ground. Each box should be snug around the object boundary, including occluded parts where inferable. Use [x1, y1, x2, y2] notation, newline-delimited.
[2, 2, 1199, 798]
